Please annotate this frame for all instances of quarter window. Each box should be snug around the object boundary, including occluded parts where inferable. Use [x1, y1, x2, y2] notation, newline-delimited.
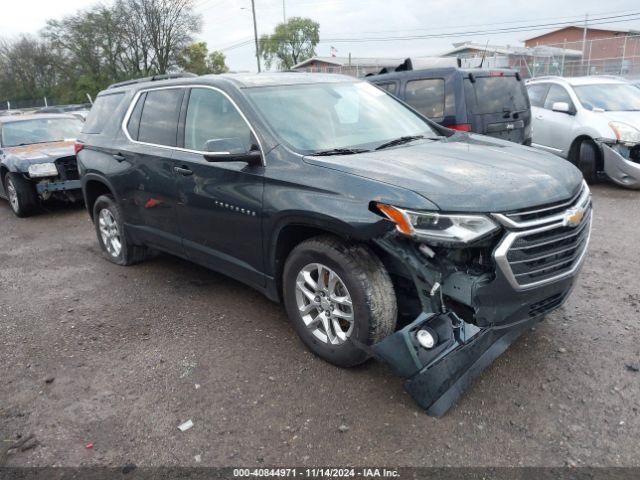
[184, 88, 253, 152]
[544, 85, 573, 111]
[126, 92, 146, 141]
[405, 79, 445, 118]
[137, 89, 183, 147]
[83, 93, 124, 134]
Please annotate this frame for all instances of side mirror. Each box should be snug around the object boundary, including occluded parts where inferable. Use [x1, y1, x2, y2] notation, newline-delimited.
[203, 138, 262, 166]
[552, 102, 574, 115]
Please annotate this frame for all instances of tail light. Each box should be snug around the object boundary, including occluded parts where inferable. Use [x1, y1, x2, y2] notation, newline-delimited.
[448, 124, 472, 132]
[74, 142, 84, 155]
[490, 71, 505, 77]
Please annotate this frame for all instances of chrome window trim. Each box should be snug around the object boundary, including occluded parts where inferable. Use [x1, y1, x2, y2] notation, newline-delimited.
[120, 84, 266, 166]
[492, 181, 590, 229]
[494, 209, 592, 291]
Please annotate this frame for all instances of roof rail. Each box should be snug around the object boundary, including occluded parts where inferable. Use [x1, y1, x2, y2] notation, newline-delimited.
[529, 75, 565, 81]
[371, 57, 461, 76]
[107, 72, 197, 90]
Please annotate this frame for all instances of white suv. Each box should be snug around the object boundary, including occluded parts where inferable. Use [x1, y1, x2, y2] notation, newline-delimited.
[526, 76, 640, 189]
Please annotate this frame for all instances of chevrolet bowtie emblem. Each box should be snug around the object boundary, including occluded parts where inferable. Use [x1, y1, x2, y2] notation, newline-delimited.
[563, 208, 584, 228]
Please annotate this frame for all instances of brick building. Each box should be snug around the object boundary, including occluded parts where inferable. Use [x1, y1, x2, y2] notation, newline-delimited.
[524, 26, 640, 76]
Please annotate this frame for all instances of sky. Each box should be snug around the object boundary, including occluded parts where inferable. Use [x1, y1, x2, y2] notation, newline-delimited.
[1, 0, 639, 72]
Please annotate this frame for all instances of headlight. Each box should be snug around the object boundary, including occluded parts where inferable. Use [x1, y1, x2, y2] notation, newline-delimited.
[376, 203, 499, 244]
[28, 163, 58, 178]
[609, 122, 640, 144]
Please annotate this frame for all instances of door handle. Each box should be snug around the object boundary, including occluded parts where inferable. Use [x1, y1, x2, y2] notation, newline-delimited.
[173, 166, 193, 176]
[112, 153, 126, 162]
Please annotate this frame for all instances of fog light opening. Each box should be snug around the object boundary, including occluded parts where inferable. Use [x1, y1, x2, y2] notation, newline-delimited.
[416, 329, 437, 349]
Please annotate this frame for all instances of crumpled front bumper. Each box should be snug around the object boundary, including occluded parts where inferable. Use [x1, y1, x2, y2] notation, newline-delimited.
[370, 311, 543, 417]
[367, 226, 582, 416]
[601, 143, 640, 189]
[35, 180, 82, 194]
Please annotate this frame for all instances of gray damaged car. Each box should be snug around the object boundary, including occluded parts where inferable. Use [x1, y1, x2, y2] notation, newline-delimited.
[527, 76, 640, 189]
[0, 114, 84, 217]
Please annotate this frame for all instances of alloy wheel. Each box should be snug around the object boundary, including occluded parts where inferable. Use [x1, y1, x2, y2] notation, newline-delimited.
[295, 263, 354, 345]
[98, 208, 122, 257]
[6, 179, 19, 213]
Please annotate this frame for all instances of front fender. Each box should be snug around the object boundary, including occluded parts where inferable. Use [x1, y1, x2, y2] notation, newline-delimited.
[1, 154, 27, 174]
[266, 211, 392, 275]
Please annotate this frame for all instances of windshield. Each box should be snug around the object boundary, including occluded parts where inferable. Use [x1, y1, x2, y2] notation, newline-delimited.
[245, 81, 437, 154]
[466, 76, 529, 114]
[2, 118, 83, 147]
[573, 84, 640, 111]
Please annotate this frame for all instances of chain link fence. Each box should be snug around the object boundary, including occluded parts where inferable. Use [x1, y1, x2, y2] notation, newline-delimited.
[525, 34, 640, 78]
[0, 97, 65, 113]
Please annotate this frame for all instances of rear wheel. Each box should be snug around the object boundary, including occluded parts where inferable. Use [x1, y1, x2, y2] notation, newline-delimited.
[93, 194, 148, 266]
[283, 235, 397, 367]
[4, 173, 37, 218]
[574, 140, 598, 184]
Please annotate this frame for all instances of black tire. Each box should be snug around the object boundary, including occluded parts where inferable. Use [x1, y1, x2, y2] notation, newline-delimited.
[92, 194, 147, 266]
[4, 173, 37, 218]
[575, 140, 598, 184]
[283, 235, 397, 368]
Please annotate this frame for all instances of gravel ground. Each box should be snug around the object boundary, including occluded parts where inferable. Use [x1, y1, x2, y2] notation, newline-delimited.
[0, 183, 638, 468]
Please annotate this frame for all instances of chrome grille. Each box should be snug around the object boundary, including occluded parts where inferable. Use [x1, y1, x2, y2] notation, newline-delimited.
[503, 183, 585, 226]
[493, 182, 592, 290]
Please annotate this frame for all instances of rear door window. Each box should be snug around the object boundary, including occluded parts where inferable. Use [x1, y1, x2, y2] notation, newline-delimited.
[469, 76, 529, 113]
[137, 89, 184, 147]
[82, 93, 124, 134]
[405, 79, 445, 118]
[526, 83, 550, 108]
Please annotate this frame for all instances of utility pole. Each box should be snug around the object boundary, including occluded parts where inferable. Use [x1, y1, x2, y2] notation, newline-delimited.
[251, 0, 261, 72]
[582, 13, 588, 73]
[282, 0, 286, 23]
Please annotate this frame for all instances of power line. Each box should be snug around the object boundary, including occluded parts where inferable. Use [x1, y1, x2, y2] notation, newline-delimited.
[321, 12, 640, 42]
[213, 11, 640, 51]
[351, 8, 640, 36]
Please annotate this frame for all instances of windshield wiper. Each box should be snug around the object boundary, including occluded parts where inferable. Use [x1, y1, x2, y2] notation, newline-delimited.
[375, 135, 424, 151]
[14, 140, 62, 147]
[311, 147, 370, 156]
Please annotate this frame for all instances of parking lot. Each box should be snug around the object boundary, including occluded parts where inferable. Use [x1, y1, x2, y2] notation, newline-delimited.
[0, 183, 639, 468]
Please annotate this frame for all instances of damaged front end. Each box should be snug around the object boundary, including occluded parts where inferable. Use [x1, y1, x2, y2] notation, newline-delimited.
[365, 185, 592, 415]
[599, 138, 640, 189]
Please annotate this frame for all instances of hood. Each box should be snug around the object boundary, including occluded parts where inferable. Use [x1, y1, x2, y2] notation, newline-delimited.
[600, 110, 640, 127]
[2, 141, 75, 172]
[304, 134, 583, 213]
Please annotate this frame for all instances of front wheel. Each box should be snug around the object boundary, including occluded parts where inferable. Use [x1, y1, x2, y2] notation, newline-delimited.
[4, 173, 37, 217]
[575, 140, 598, 184]
[283, 235, 397, 367]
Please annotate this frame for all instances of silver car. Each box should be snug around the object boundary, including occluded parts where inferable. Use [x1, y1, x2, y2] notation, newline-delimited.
[526, 76, 640, 189]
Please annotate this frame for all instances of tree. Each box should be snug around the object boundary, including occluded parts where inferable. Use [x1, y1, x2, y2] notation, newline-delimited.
[177, 42, 228, 75]
[207, 50, 229, 74]
[123, 0, 201, 74]
[259, 17, 319, 70]
[177, 41, 209, 75]
[0, 35, 63, 103]
[27, 0, 202, 104]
